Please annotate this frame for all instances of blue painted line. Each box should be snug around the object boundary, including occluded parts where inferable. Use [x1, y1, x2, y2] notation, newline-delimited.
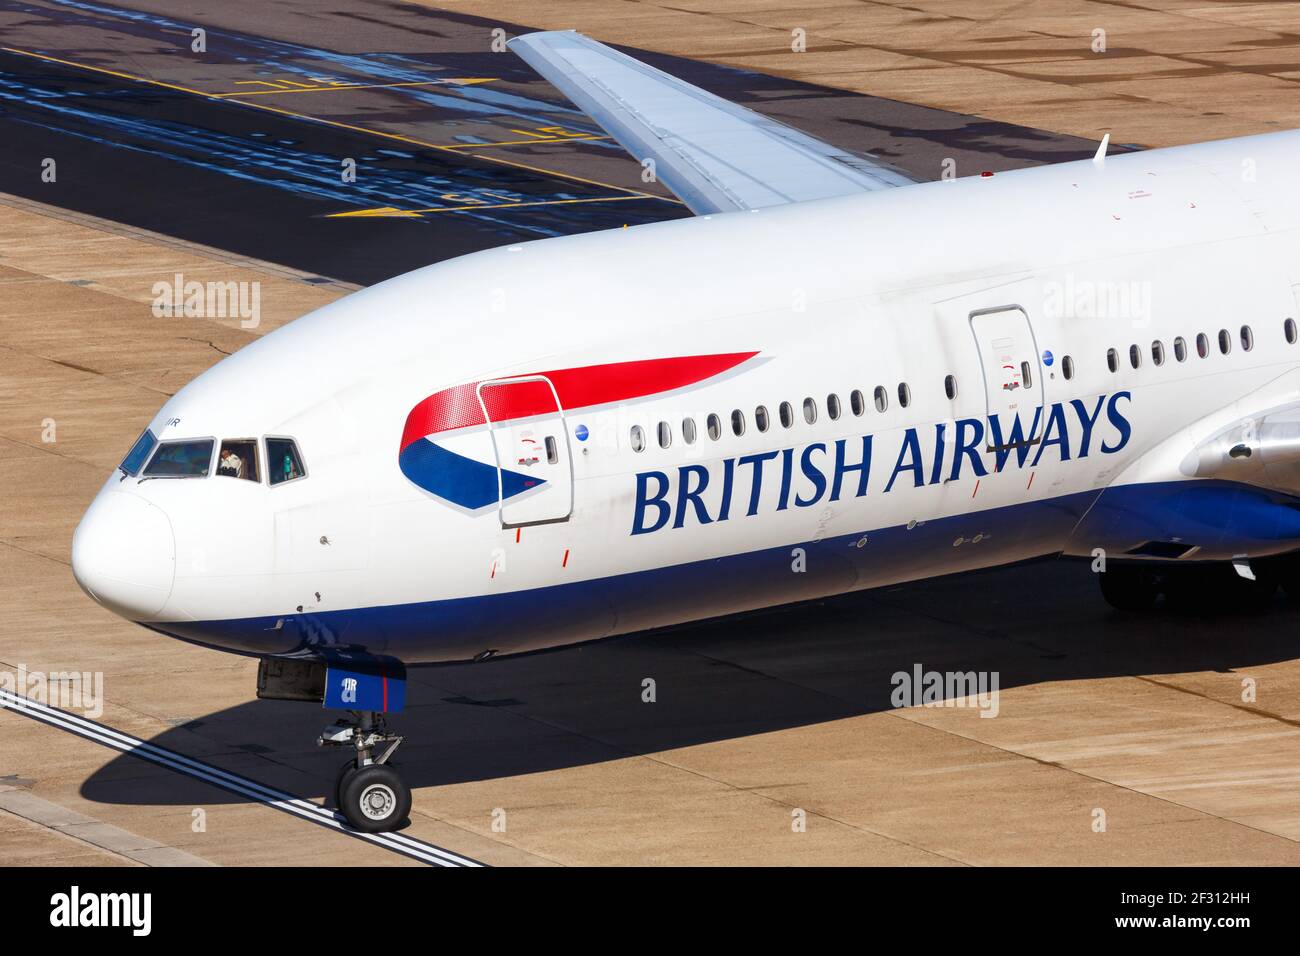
[32, 0, 606, 128]
[0, 61, 670, 237]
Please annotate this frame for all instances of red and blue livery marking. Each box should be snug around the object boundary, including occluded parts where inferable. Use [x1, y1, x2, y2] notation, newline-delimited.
[398, 352, 759, 511]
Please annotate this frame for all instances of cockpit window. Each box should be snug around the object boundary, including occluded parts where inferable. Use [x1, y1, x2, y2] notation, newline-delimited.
[119, 429, 157, 477]
[266, 437, 306, 485]
[218, 439, 259, 482]
[143, 439, 214, 477]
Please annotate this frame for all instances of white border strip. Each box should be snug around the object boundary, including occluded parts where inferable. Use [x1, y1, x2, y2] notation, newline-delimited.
[0, 689, 483, 868]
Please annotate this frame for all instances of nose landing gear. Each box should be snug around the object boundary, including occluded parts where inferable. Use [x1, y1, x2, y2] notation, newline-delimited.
[257, 657, 413, 833]
[320, 711, 411, 833]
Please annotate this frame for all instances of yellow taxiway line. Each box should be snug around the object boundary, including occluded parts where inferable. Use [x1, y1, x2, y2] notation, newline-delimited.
[0, 47, 680, 206]
[441, 134, 610, 149]
[328, 194, 649, 218]
[210, 78, 496, 97]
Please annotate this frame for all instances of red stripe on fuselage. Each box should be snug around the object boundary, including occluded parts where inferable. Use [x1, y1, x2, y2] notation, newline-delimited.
[400, 352, 758, 451]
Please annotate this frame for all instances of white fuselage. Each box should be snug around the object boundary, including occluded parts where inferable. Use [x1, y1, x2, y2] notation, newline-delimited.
[72, 130, 1300, 663]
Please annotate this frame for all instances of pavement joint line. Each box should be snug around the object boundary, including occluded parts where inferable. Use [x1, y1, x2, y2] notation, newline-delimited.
[0, 334, 196, 399]
[0, 651, 520, 865]
[0, 426, 108, 472]
[1133, 674, 1300, 730]
[884, 685, 1300, 847]
[401, 801, 569, 868]
[617, 0, 1300, 137]
[0, 788, 215, 866]
[404, 669, 972, 865]
[664, 636, 1300, 848]
[0, 688, 485, 867]
[0, 538, 76, 569]
[803, 594, 1300, 822]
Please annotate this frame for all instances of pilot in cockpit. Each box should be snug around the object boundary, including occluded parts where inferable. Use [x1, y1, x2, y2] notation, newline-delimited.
[218, 447, 243, 479]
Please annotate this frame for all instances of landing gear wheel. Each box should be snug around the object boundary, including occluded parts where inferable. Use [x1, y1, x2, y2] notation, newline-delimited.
[1218, 568, 1277, 612]
[1098, 565, 1160, 611]
[1163, 564, 1276, 614]
[1259, 553, 1300, 603]
[333, 758, 359, 809]
[340, 764, 411, 833]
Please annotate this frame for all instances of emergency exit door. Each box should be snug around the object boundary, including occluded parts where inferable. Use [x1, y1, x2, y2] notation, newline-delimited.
[969, 306, 1044, 452]
[477, 375, 574, 527]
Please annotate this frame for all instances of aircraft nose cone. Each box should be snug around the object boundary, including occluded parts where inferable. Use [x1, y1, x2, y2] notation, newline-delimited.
[72, 491, 176, 620]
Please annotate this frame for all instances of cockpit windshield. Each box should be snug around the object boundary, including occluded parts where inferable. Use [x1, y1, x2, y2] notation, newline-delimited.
[267, 437, 306, 485]
[118, 429, 158, 477]
[142, 439, 215, 478]
[217, 439, 259, 481]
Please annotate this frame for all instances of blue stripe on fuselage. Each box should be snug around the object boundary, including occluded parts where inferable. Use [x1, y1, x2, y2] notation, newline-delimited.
[150, 479, 1300, 664]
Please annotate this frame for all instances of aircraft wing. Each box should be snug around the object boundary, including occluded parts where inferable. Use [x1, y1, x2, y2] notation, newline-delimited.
[508, 30, 918, 215]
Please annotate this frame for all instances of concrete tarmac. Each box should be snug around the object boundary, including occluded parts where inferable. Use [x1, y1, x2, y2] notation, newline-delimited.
[424, 0, 1300, 149]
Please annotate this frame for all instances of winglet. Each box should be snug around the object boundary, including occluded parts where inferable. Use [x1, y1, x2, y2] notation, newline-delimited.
[1092, 133, 1110, 168]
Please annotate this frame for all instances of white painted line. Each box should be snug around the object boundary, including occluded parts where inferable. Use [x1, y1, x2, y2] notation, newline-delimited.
[0, 689, 483, 867]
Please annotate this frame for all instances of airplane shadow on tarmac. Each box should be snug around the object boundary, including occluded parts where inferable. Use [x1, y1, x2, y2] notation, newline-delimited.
[81, 558, 1300, 807]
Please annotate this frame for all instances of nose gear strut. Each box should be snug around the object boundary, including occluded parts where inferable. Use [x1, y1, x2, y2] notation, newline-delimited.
[319, 710, 410, 832]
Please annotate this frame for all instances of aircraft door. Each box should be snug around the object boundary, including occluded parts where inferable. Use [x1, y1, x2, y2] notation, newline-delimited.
[969, 306, 1045, 451]
[477, 375, 574, 527]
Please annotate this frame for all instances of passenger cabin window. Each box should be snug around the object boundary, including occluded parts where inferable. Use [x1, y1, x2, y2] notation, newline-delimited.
[944, 375, 957, 400]
[119, 428, 158, 477]
[1151, 340, 1165, 366]
[1241, 325, 1253, 351]
[1128, 344, 1141, 369]
[217, 439, 259, 481]
[731, 409, 745, 436]
[1062, 355, 1074, 380]
[779, 402, 794, 428]
[755, 405, 770, 432]
[1196, 333, 1209, 358]
[850, 390, 865, 416]
[1106, 348, 1118, 372]
[826, 393, 841, 420]
[898, 382, 912, 406]
[144, 439, 214, 478]
[874, 386, 888, 413]
[1286, 318, 1298, 345]
[1174, 337, 1187, 362]
[629, 426, 645, 452]
[657, 421, 671, 449]
[1218, 328, 1231, 354]
[802, 397, 817, 424]
[266, 438, 305, 485]
[707, 414, 722, 441]
[682, 418, 697, 445]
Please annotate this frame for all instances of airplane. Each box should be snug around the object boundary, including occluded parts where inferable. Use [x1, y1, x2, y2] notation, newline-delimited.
[71, 30, 1300, 832]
